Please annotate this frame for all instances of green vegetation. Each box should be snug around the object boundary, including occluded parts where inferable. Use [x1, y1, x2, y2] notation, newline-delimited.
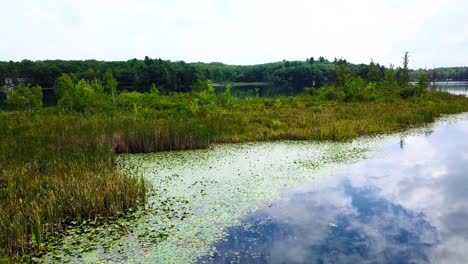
[1, 56, 466, 106]
[2, 84, 43, 111]
[1, 55, 468, 262]
[0, 113, 147, 262]
[0, 57, 374, 97]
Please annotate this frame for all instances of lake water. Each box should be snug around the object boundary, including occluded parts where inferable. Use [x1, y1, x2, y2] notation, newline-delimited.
[41, 84, 468, 263]
[435, 81, 468, 96]
[200, 114, 468, 264]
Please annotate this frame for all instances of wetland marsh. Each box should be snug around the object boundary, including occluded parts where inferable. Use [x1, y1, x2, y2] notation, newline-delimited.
[40, 112, 468, 263]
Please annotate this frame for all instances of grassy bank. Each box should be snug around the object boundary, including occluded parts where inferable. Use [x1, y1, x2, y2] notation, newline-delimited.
[1, 88, 468, 262]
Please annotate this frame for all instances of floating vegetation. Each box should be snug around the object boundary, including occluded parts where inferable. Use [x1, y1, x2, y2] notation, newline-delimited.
[38, 138, 386, 263]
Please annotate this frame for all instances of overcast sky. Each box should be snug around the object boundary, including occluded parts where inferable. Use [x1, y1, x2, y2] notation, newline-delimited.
[1, 0, 467, 68]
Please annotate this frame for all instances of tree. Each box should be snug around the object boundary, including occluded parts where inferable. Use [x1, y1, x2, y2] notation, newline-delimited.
[17, 85, 33, 110]
[417, 71, 429, 95]
[6, 88, 28, 110]
[31, 85, 43, 109]
[57, 89, 74, 112]
[6, 84, 42, 111]
[103, 70, 117, 106]
[398, 51, 410, 86]
[86, 68, 96, 80]
[55, 73, 75, 99]
[90, 78, 104, 94]
[56, 74, 78, 112]
[335, 63, 349, 86]
[217, 83, 232, 106]
[344, 77, 366, 102]
[56, 77, 102, 112]
[367, 60, 382, 83]
[193, 79, 215, 96]
[150, 83, 160, 96]
[384, 65, 398, 89]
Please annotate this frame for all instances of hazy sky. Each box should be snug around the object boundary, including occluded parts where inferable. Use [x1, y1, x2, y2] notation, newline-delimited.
[1, 0, 467, 68]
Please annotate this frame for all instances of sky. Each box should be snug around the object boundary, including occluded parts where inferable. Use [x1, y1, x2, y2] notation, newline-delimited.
[1, 0, 467, 68]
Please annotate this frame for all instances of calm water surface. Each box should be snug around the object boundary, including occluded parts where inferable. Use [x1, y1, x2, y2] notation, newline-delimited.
[200, 114, 468, 264]
[437, 81, 468, 96]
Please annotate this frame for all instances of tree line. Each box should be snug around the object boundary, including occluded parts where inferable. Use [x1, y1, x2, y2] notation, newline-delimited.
[0, 56, 380, 93]
[0, 52, 436, 113]
[0, 53, 446, 109]
[1, 56, 462, 96]
[410, 67, 468, 82]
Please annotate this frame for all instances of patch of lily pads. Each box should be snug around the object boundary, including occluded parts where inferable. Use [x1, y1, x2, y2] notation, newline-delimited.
[39, 138, 386, 263]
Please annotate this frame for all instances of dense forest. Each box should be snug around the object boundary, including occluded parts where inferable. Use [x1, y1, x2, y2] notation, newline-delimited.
[2, 57, 465, 106]
[0, 57, 375, 94]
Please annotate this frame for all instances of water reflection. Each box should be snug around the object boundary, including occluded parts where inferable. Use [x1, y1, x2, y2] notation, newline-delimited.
[202, 114, 468, 263]
[436, 81, 468, 96]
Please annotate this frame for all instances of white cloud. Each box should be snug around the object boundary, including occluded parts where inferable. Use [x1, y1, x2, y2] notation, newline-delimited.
[0, 0, 467, 67]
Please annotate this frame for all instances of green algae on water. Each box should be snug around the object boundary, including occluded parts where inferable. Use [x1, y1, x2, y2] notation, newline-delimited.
[41, 138, 385, 263]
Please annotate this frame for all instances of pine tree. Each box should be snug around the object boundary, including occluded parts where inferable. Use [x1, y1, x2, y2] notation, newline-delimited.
[398, 52, 410, 86]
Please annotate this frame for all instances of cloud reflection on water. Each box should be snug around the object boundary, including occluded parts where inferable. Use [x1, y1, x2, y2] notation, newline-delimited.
[203, 115, 468, 263]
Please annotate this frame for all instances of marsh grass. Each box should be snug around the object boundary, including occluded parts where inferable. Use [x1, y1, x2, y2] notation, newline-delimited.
[0, 113, 146, 261]
[221, 91, 468, 142]
[1, 90, 468, 261]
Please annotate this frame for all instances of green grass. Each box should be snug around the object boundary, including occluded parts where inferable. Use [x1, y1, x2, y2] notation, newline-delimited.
[1, 89, 468, 261]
